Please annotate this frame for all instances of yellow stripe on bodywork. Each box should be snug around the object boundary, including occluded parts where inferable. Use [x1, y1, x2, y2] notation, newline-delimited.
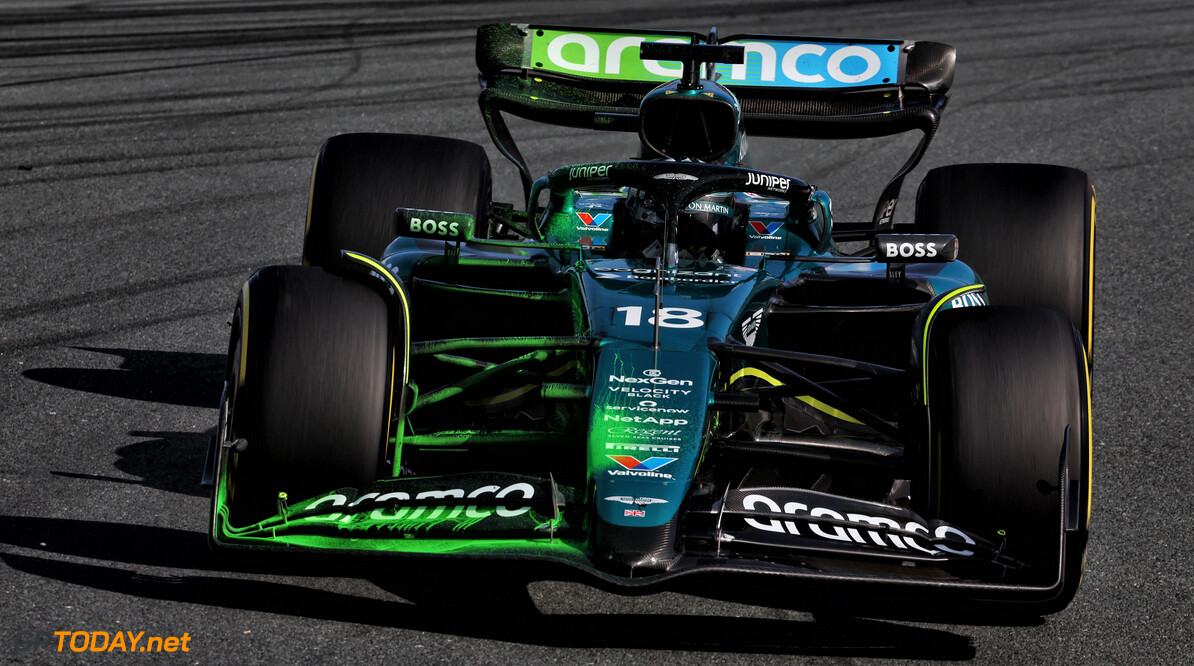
[794, 396, 864, 425]
[920, 284, 987, 404]
[343, 251, 412, 388]
[728, 367, 863, 424]
[343, 252, 412, 470]
[729, 367, 782, 386]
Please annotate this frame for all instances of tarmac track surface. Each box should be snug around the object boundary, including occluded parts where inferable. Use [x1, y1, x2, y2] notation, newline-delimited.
[1, 0, 1191, 662]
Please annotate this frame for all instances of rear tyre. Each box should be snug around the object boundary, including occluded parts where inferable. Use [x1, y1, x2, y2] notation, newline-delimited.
[226, 265, 396, 526]
[915, 163, 1095, 360]
[303, 133, 492, 266]
[927, 306, 1090, 611]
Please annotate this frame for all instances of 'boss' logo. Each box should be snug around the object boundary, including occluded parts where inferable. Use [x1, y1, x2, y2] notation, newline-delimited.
[883, 241, 938, 258]
[395, 208, 473, 240]
[410, 217, 460, 236]
[873, 234, 957, 262]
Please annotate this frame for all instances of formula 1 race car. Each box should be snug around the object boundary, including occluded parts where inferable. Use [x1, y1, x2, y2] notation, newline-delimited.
[204, 24, 1095, 618]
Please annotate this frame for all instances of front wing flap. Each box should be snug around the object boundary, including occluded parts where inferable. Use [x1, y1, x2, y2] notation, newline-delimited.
[212, 471, 584, 545]
[685, 487, 1019, 566]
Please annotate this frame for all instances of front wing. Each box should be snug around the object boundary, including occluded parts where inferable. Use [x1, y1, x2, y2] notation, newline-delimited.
[209, 445, 1080, 610]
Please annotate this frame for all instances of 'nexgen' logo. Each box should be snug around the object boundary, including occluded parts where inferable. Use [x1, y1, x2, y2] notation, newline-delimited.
[608, 374, 693, 386]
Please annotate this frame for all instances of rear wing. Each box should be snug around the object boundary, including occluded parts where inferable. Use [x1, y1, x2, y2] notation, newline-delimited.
[476, 24, 955, 230]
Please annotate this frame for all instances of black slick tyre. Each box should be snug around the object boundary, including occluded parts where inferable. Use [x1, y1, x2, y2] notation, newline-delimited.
[926, 306, 1090, 612]
[914, 163, 1095, 361]
[303, 132, 492, 266]
[226, 265, 397, 526]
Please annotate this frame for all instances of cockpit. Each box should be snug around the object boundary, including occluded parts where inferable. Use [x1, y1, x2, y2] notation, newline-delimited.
[536, 170, 828, 268]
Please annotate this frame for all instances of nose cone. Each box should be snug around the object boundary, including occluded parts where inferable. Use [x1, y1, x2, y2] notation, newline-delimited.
[591, 515, 682, 574]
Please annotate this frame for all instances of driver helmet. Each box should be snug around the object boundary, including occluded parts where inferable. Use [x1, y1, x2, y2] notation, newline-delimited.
[677, 192, 736, 261]
[618, 189, 736, 261]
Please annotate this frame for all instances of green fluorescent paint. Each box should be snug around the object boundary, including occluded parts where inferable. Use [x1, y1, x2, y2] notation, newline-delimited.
[432, 353, 497, 370]
[411, 349, 554, 411]
[215, 501, 587, 559]
[212, 461, 588, 556]
[541, 382, 590, 400]
[401, 430, 574, 448]
[411, 336, 598, 356]
[530, 29, 695, 83]
[416, 281, 569, 302]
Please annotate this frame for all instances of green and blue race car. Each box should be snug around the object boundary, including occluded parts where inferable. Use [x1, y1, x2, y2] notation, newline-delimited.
[204, 24, 1095, 618]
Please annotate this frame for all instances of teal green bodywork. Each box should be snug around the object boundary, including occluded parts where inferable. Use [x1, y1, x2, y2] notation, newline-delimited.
[211, 180, 984, 549]
[211, 41, 984, 556]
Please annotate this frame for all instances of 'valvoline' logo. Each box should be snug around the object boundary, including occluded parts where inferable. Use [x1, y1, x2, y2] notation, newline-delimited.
[749, 220, 784, 235]
[576, 212, 611, 227]
[607, 455, 676, 471]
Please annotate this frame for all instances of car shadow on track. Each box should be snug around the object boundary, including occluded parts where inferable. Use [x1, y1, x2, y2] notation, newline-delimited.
[0, 515, 987, 659]
[22, 347, 224, 409]
[48, 430, 213, 498]
[24, 347, 220, 497]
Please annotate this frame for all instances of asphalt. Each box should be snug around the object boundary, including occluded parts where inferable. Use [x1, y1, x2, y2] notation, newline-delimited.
[1, 0, 1191, 662]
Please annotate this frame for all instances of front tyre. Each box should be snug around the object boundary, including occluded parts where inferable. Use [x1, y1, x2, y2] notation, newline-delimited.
[225, 265, 397, 526]
[926, 306, 1090, 612]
